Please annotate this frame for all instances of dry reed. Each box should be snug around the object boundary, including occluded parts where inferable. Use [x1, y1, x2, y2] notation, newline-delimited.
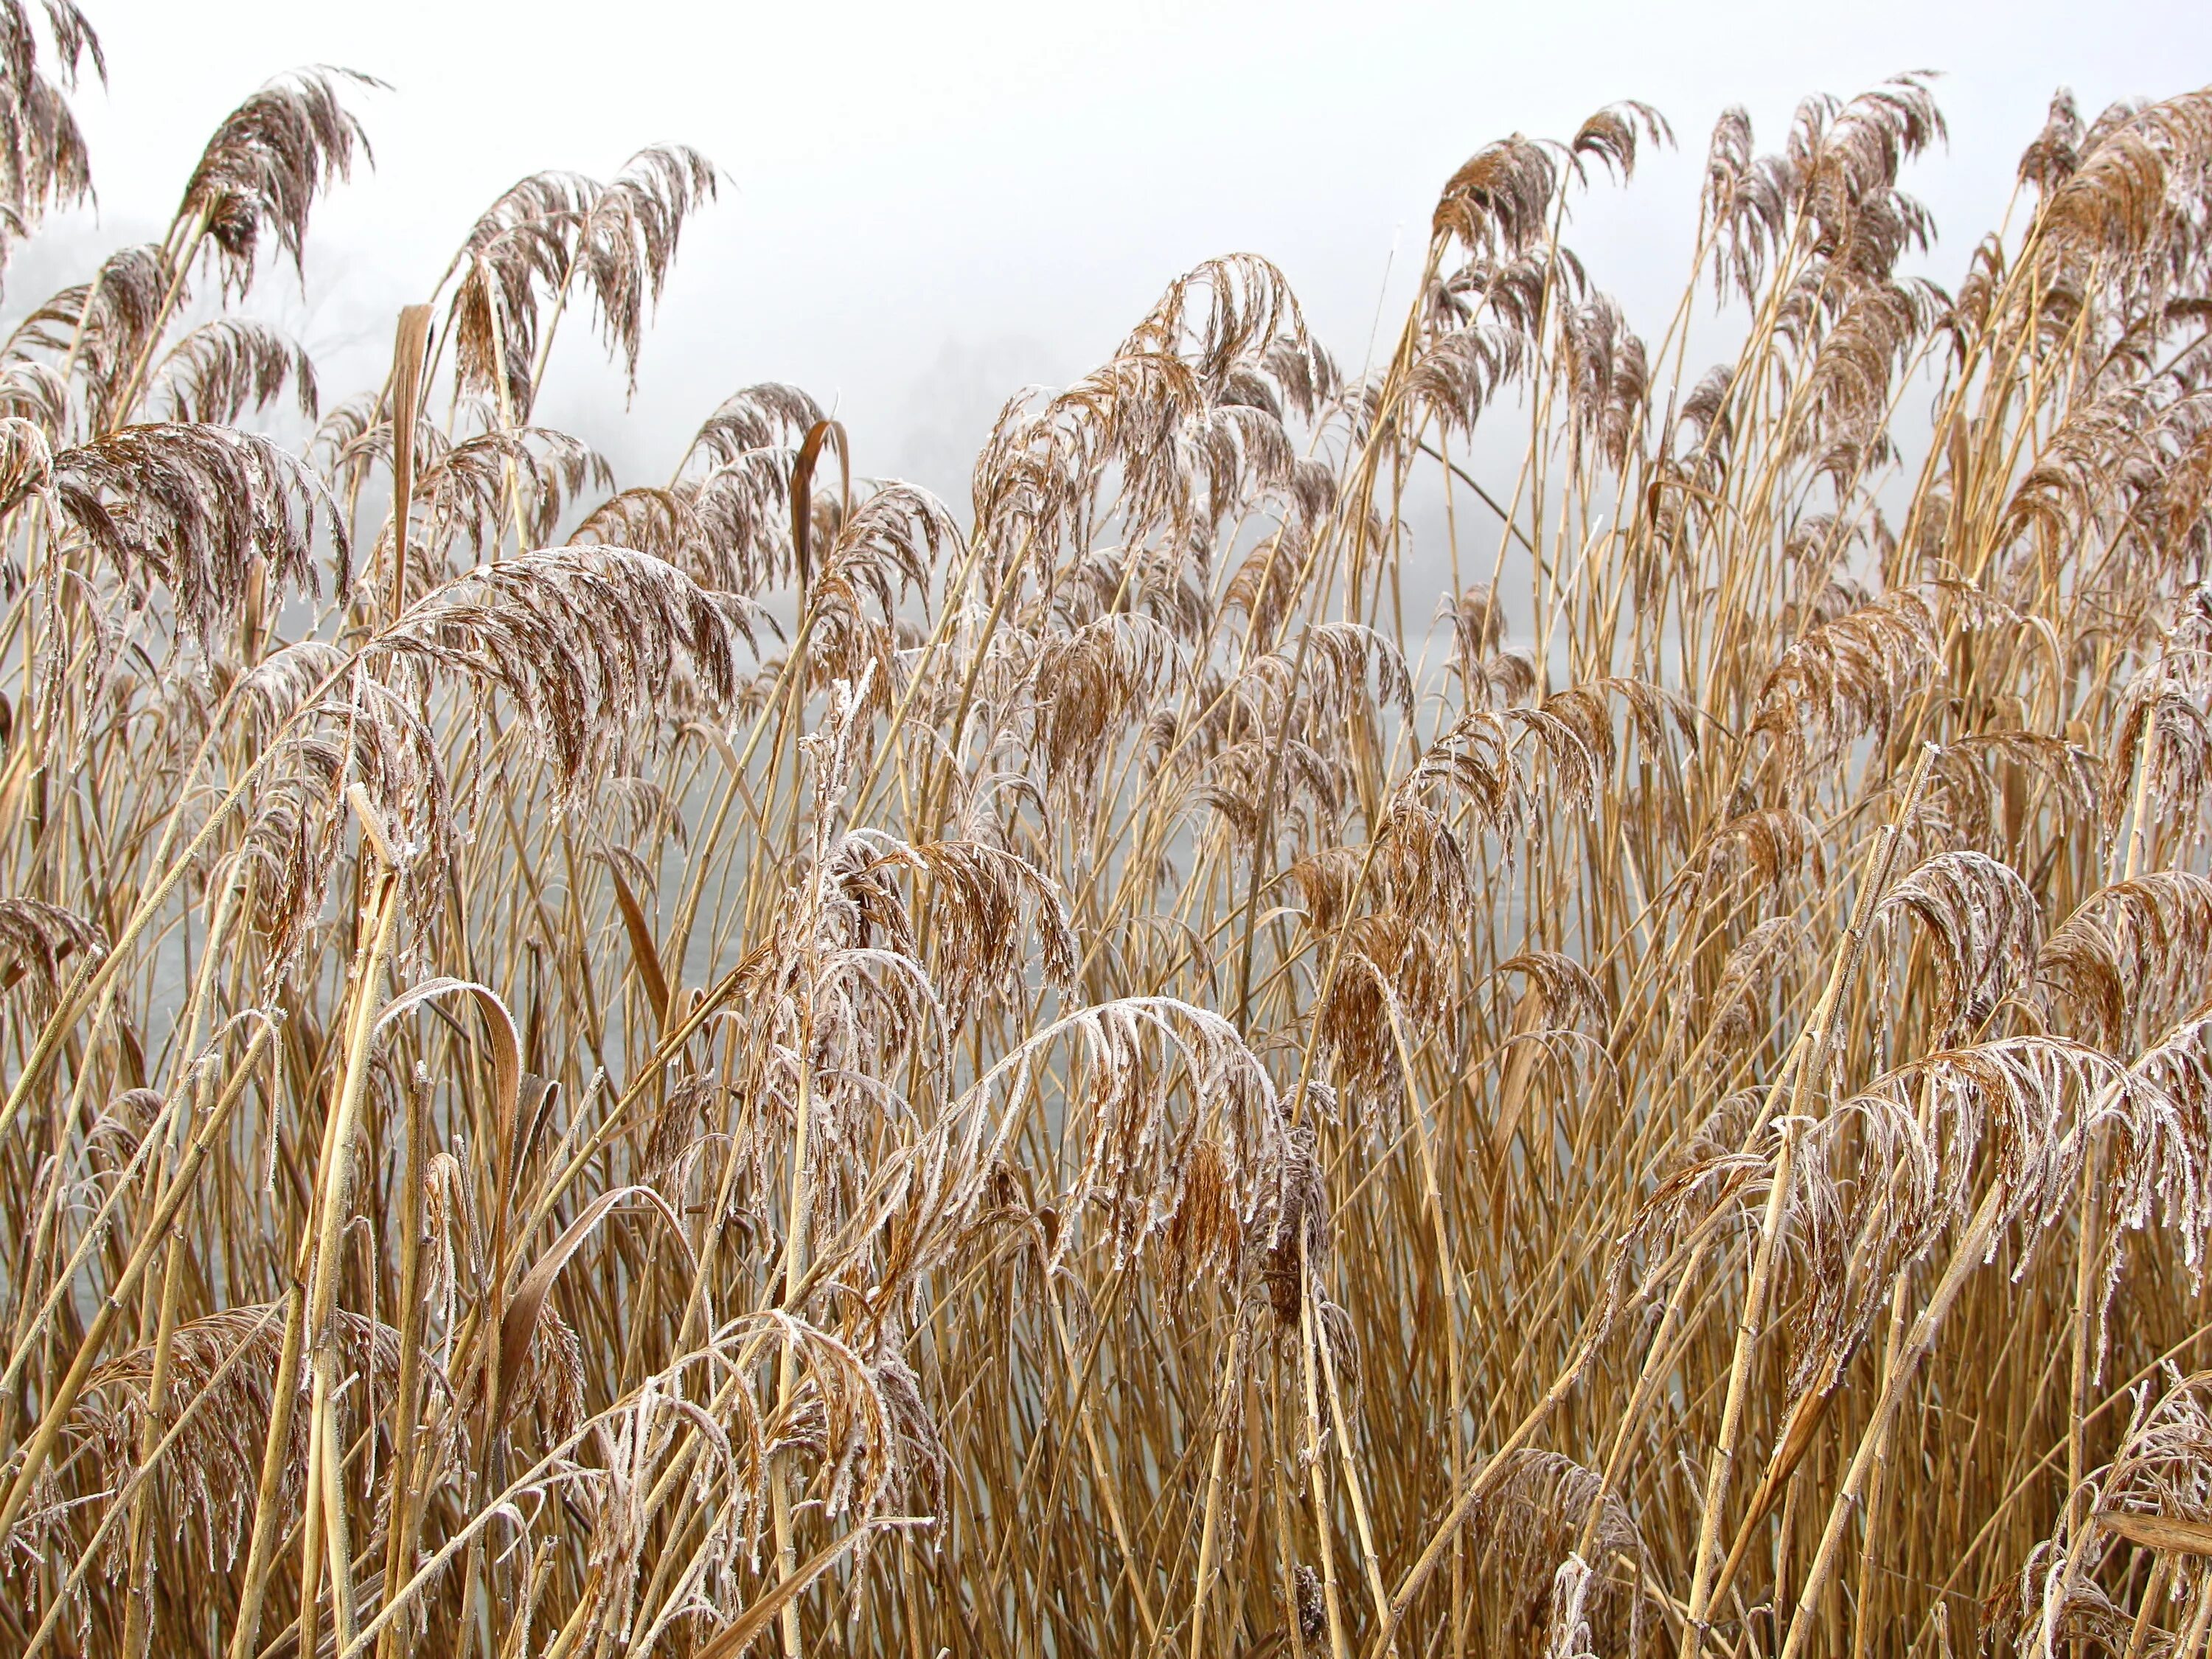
[4, 10, 2212, 1656]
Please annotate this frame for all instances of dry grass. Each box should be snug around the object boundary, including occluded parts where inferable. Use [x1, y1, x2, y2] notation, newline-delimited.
[4, 9, 2212, 1655]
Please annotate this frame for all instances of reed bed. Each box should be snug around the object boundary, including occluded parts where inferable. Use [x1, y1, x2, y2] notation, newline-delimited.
[4, 7, 2212, 1654]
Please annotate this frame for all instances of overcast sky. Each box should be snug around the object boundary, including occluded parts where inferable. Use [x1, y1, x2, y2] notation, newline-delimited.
[18, 0, 2212, 498]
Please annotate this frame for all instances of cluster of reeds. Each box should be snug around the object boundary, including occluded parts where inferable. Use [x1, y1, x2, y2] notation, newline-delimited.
[5, 5, 2212, 1654]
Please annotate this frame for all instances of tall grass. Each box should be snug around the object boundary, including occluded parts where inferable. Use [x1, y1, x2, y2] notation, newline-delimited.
[4, 8, 2212, 1654]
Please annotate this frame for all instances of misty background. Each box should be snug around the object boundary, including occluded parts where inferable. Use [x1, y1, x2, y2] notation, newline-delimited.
[11, 0, 2212, 510]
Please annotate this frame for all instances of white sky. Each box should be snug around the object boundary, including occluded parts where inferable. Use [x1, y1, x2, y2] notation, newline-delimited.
[18, 0, 2212, 498]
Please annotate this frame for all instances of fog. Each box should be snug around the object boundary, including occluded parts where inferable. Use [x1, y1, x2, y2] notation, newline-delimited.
[19, 0, 2212, 501]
